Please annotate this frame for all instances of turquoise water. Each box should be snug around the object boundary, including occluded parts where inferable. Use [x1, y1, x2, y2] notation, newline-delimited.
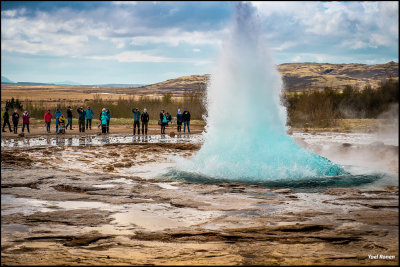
[162, 168, 385, 192]
[173, 3, 349, 184]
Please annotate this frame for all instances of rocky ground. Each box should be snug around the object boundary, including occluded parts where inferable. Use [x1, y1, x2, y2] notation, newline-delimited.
[1, 133, 398, 265]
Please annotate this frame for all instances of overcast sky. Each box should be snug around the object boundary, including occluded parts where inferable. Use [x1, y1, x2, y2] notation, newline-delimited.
[1, 1, 398, 84]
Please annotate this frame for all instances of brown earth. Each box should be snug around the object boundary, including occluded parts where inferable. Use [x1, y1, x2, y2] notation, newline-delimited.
[1, 139, 398, 265]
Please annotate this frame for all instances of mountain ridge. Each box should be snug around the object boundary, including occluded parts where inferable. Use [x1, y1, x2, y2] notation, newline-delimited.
[138, 61, 398, 93]
[2, 62, 397, 93]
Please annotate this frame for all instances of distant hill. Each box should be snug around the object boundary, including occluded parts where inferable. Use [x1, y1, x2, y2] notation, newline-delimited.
[138, 75, 210, 94]
[93, 83, 147, 88]
[2, 62, 397, 93]
[277, 61, 398, 91]
[53, 81, 82, 86]
[1, 76, 14, 83]
[138, 62, 398, 93]
[0, 78, 146, 87]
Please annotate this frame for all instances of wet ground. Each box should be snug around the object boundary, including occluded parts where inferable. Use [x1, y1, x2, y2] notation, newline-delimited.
[1, 131, 398, 265]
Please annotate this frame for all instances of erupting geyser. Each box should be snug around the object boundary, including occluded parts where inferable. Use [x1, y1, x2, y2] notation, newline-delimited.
[174, 3, 347, 182]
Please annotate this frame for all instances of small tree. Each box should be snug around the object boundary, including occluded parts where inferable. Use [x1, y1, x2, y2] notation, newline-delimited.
[5, 97, 23, 111]
[162, 93, 172, 104]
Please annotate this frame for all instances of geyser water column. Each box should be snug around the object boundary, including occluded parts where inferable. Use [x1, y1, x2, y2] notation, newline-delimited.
[174, 3, 346, 182]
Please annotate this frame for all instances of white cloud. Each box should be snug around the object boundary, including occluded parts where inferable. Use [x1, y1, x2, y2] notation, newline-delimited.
[271, 41, 298, 51]
[89, 51, 173, 62]
[130, 28, 227, 47]
[112, 1, 138, 6]
[111, 38, 126, 49]
[340, 39, 369, 50]
[1, 1, 398, 66]
[88, 50, 213, 65]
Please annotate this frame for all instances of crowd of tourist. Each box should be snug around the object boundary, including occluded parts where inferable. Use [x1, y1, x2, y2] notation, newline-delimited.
[1, 106, 191, 135]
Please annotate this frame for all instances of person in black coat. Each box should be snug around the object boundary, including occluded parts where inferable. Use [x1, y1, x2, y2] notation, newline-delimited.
[182, 107, 191, 133]
[2, 108, 12, 132]
[11, 109, 20, 134]
[141, 108, 150, 135]
[77, 107, 85, 132]
[66, 106, 73, 130]
[159, 110, 167, 134]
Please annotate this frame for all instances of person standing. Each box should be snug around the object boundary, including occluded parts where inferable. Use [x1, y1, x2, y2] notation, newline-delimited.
[54, 108, 62, 133]
[2, 107, 12, 132]
[44, 109, 53, 133]
[77, 107, 85, 132]
[141, 108, 149, 135]
[100, 108, 108, 134]
[176, 108, 183, 133]
[66, 106, 73, 130]
[160, 109, 168, 135]
[166, 112, 172, 126]
[182, 107, 191, 133]
[12, 109, 20, 134]
[22, 110, 30, 133]
[85, 106, 94, 130]
[132, 108, 141, 135]
[105, 108, 111, 133]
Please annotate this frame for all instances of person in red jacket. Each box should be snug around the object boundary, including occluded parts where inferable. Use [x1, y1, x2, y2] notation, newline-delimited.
[44, 109, 53, 133]
[22, 110, 30, 133]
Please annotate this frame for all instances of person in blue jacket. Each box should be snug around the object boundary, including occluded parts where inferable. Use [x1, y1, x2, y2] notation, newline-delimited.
[85, 106, 95, 130]
[54, 108, 63, 133]
[100, 109, 108, 134]
[176, 108, 183, 133]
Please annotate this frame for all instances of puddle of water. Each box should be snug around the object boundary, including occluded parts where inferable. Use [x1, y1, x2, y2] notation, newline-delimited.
[82, 224, 135, 235]
[244, 188, 277, 197]
[292, 131, 398, 146]
[112, 210, 186, 231]
[1, 194, 118, 215]
[227, 210, 262, 217]
[1, 195, 56, 215]
[1, 224, 29, 233]
[93, 184, 116, 188]
[55, 200, 116, 211]
[109, 178, 136, 185]
[153, 182, 181, 190]
[1, 134, 204, 148]
[247, 193, 277, 197]
[111, 202, 223, 232]
[116, 162, 176, 179]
